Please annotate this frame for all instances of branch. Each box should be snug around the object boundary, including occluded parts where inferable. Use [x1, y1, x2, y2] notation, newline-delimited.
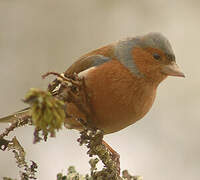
[0, 72, 142, 180]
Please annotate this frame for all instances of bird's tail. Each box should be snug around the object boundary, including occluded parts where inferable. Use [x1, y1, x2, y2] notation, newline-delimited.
[0, 107, 30, 123]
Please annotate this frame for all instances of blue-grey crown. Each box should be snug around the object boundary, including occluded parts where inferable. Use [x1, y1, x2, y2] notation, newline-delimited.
[114, 32, 175, 76]
[140, 32, 175, 58]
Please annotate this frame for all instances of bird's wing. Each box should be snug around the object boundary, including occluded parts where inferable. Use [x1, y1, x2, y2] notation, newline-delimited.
[0, 55, 111, 123]
[65, 54, 111, 75]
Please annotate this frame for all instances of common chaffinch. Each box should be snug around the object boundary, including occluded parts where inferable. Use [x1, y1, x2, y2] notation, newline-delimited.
[63, 32, 185, 134]
[0, 32, 185, 171]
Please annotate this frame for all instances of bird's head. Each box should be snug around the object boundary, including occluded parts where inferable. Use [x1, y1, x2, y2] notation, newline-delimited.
[132, 32, 185, 84]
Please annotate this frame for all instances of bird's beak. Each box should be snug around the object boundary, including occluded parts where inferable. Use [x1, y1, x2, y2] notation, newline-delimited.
[161, 62, 185, 77]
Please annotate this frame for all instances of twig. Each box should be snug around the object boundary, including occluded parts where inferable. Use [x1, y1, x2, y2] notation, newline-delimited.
[42, 71, 81, 87]
[79, 129, 120, 180]
[0, 115, 31, 139]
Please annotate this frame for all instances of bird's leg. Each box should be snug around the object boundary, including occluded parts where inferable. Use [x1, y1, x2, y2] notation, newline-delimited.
[102, 139, 120, 174]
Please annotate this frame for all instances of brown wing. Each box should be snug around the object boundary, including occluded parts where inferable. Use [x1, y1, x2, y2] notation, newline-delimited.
[64, 54, 111, 76]
[0, 50, 112, 123]
[65, 43, 115, 75]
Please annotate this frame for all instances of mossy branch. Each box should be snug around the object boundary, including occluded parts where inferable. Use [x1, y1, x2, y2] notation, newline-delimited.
[0, 72, 142, 180]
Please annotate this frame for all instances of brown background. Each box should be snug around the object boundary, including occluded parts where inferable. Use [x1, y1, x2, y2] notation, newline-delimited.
[0, 0, 199, 179]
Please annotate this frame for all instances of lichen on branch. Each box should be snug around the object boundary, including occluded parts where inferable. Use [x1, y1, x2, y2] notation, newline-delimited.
[0, 72, 142, 180]
[24, 88, 65, 143]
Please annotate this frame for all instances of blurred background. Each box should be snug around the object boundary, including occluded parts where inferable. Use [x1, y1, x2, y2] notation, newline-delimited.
[0, 0, 199, 179]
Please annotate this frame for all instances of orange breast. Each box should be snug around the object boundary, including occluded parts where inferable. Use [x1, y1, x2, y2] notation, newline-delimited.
[81, 60, 157, 134]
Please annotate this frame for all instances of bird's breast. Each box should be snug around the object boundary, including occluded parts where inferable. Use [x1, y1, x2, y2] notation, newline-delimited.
[84, 60, 157, 134]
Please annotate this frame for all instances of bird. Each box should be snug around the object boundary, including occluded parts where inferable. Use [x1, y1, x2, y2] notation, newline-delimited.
[0, 32, 185, 170]
[62, 32, 185, 134]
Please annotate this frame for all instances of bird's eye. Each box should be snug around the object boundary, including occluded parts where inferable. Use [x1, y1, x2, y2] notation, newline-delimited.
[153, 53, 161, 60]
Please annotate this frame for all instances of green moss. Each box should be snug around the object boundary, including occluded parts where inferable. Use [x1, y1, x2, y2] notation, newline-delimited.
[24, 88, 65, 140]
